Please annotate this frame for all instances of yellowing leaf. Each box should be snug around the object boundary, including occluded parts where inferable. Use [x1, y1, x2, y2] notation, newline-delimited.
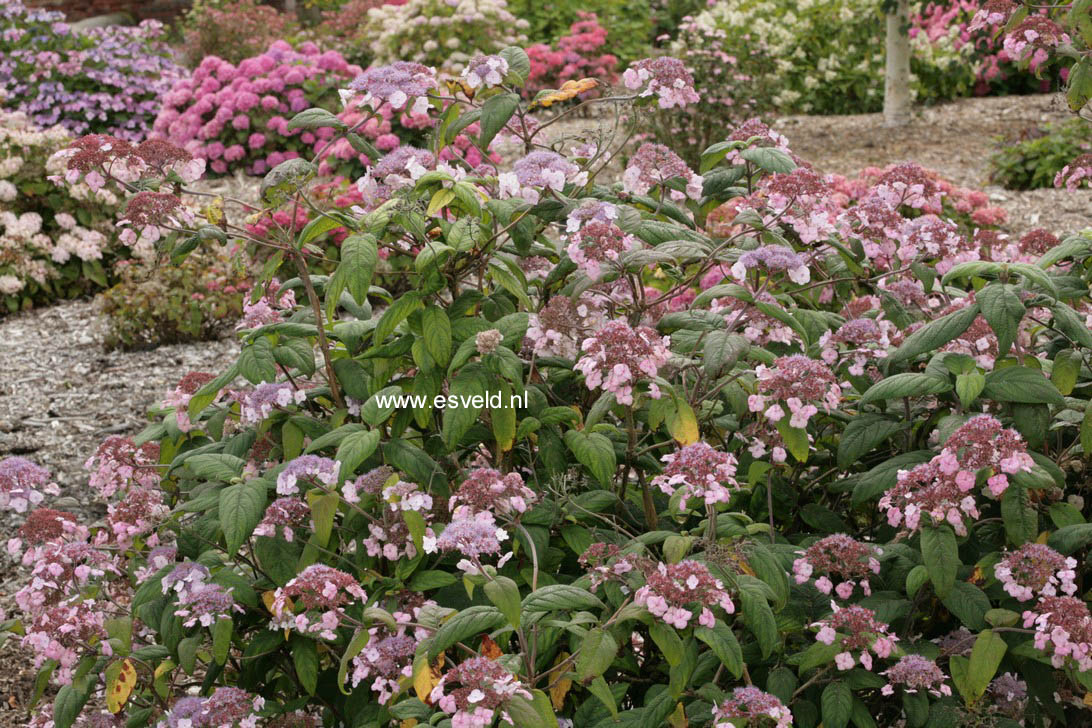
[480, 634, 504, 660]
[549, 652, 572, 710]
[443, 78, 474, 99]
[414, 652, 445, 703]
[668, 701, 688, 728]
[1037, 531, 1050, 544]
[667, 398, 699, 445]
[203, 196, 224, 225]
[401, 721, 419, 728]
[105, 658, 137, 713]
[530, 78, 598, 109]
[1084, 692, 1092, 708]
[427, 188, 456, 216]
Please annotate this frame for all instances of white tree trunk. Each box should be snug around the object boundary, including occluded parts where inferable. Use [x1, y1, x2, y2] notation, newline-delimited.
[884, 0, 912, 127]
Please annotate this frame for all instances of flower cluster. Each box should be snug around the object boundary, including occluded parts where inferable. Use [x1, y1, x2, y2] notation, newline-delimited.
[652, 442, 739, 508]
[880, 654, 952, 697]
[525, 294, 604, 359]
[622, 56, 700, 109]
[748, 354, 841, 429]
[430, 656, 531, 728]
[731, 245, 811, 286]
[574, 319, 671, 405]
[635, 560, 735, 629]
[814, 603, 898, 671]
[792, 534, 881, 599]
[348, 598, 434, 704]
[270, 564, 367, 640]
[712, 687, 793, 728]
[159, 687, 264, 728]
[254, 497, 311, 542]
[0, 456, 59, 513]
[360, 0, 529, 75]
[500, 150, 587, 203]
[450, 468, 536, 517]
[239, 382, 308, 425]
[622, 142, 703, 201]
[84, 436, 160, 499]
[995, 543, 1078, 602]
[579, 542, 635, 589]
[566, 221, 636, 280]
[276, 455, 339, 496]
[425, 510, 511, 575]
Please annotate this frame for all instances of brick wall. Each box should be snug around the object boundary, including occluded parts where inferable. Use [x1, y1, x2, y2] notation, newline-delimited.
[25, 0, 194, 22]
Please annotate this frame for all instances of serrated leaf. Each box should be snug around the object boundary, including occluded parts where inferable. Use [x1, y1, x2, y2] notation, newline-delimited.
[563, 430, 616, 488]
[837, 415, 903, 468]
[888, 304, 979, 363]
[822, 681, 852, 728]
[921, 524, 959, 598]
[859, 373, 951, 405]
[982, 366, 1064, 405]
[219, 479, 266, 556]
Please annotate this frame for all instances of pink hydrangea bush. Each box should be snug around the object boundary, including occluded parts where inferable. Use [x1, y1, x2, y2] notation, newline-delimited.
[153, 42, 363, 176]
[524, 13, 618, 99]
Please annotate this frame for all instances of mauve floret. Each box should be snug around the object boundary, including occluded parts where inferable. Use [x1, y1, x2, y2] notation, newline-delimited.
[622, 56, 699, 109]
[995, 543, 1077, 602]
[84, 435, 161, 498]
[270, 564, 366, 640]
[450, 467, 536, 517]
[566, 221, 636, 280]
[347, 61, 436, 114]
[162, 561, 211, 600]
[175, 583, 242, 628]
[1055, 153, 1092, 190]
[344, 466, 395, 503]
[239, 382, 306, 425]
[426, 510, 508, 566]
[1022, 595, 1092, 671]
[253, 497, 311, 542]
[565, 199, 618, 233]
[525, 294, 604, 359]
[107, 486, 168, 547]
[0, 456, 59, 513]
[203, 687, 264, 728]
[880, 654, 952, 697]
[792, 534, 881, 600]
[622, 142, 702, 200]
[748, 354, 840, 429]
[635, 559, 735, 630]
[652, 442, 739, 507]
[574, 319, 671, 405]
[499, 150, 587, 203]
[429, 656, 532, 728]
[276, 455, 338, 496]
[712, 686, 793, 728]
[462, 54, 508, 89]
[813, 602, 897, 671]
[731, 244, 810, 285]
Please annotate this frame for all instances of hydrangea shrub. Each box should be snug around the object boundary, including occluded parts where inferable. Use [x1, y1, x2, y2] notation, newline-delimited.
[0, 1, 184, 141]
[0, 112, 127, 312]
[11, 43, 1092, 728]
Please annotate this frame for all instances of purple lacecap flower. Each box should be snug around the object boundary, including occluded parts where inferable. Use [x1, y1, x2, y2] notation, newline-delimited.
[347, 61, 436, 114]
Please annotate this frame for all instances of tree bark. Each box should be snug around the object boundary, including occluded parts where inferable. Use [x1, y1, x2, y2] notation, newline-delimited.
[884, 0, 912, 127]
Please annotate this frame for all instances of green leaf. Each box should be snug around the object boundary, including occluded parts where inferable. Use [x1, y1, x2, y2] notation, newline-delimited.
[479, 93, 521, 148]
[218, 479, 266, 556]
[739, 147, 796, 174]
[211, 618, 232, 665]
[1051, 301, 1092, 348]
[563, 430, 616, 488]
[307, 491, 339, 548]
[286, 107, 345, 131]
[858, 373, 951, 405]
[522, 584, 606, 613]
[499, 46, 531, 84]
[775, 418, 809, 463]
[977, 284, 1024, 356]
[837, 415, 903, 467]
[739, 587, 778, 658]
[274, 339, 316, 377]
[1068, 58, 1092, 111]
[187, 364, 237, 419]
[577, 628, 618, 682]
[920, 524, 959, 599]
[955, 371, 985, 409]
[420, 306, 452, 366]
[587, 675, 618, 719]
[1051, 349, 1081, 396]
[428, 606, 505, 659]
[374, 293, 423, 344]
[982, 366, 1065, 405]
[442, 367, 487, 449]
[821, 681, 853, 728]
[184, 453, 245, 481]
[238, 336, 277, 384]
[503, 694, 554, 728]
[694, 622, 743, 678]
[940, 582, 991, 631]
[484, 576, 522, 628]
[703, 331, 749, 376]
[292, 637, 318, 695]
[335, 429, 380, 483]
[1048, 523, 1092, 554]
[326, 234, 378, 317]
[888, 304, 979, 363]
[965, 630, 1007, 704]
[647, 620, 684, 666]
[337, 629, 371, 695]
[1001, 482, 1037, 547]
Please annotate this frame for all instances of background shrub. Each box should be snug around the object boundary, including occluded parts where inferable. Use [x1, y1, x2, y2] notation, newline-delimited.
[0, 1, 184, 141]
[507, 0, 654, 66]
[989, 119, 1091, 190]
[152, 42, 363, 176]
[524, 12, 618, 99]
[361, 0, 529, 74]
[180, 0, 297, 67]
[98, 248, 250, 350]
[0, 112, 126, 314]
